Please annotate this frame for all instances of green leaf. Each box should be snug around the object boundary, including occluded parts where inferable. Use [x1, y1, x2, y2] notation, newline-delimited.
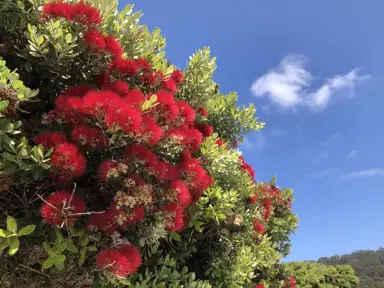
[54, 29, 63, 39]
[42, 257, 55, 270]
[56, 241, 67, 254]
[79, 235, 89, 247]
[171, 232, 181, 242]
[3, 152, 16, 162]
[78, 248, 87, 266]
[55, 259, 65, 270]
[17, 225, 36, 236]
[12, 80, 23, 90]
[8, 237, 19, 255]
[87, 245, 98, 252]
[0, 239, 10, 250]
[0, 229, 11, 238]
[66, 241, 78, 253]
[6, 216, 17, 233]
[53, 20, 61, 29]
[65, 33, 72, 44]
[56, 254, 66, 262]
[0, 100, 9, 111]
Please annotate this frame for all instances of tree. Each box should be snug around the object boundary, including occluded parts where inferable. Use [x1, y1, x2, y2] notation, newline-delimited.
[287, 261, 359, 288]
[318, 249, 384, 288]
[0, 0, 298, 287]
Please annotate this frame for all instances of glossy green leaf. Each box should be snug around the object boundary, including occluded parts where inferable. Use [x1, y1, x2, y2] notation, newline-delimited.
[8, 237, 19, 255]
[18, 225, 36, 236]
[6, 216, 17, 233]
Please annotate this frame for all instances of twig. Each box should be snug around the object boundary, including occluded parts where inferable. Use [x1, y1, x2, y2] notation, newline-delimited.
[18, 264, 52, 282]
[69, 210, 105, 216]
[37, 194, 60, 212]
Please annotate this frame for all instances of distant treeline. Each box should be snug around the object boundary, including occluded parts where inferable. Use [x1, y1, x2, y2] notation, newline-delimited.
[317, 248, 384, 288]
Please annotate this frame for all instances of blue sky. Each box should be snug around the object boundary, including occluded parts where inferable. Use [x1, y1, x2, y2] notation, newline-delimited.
[124, 0, 384, 261]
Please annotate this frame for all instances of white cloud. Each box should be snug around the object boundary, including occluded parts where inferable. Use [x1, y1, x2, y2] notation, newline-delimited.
[324, 132, 340, 146]
[306, 168, 339, 179]
[313, 151, 329, 164]
[347, 149, 358, 159]
[250, 55, 370, 111]
[241, 132, 268, 152]
[339, 169, 384, 180]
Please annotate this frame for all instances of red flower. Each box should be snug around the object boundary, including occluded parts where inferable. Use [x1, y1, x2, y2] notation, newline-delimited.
[167, 126, 203, 153]
[197, 107, 208, 117]
[104, 104, 142, 135]
[151, 90, 179, 121]
[82, 90, 121, 118]
[72, 125, 106, 149]
[179, 157, 213, 202]
[154, 161, 180, 181]
[195, 123, 214, 137]
[103, 80, 129, 97]
[253, 220, 265, 234]
[162, 203, 184, 231]
[83, 29, 106, 51]
[124, 89, 145, 108]
[34, 132, 67, 148]
[216, 139, 226, 147]
[96, 249, 132, 277]
[256, 284, 265, 288]
[248, 196, 257, 204]
[136, 58, 151, 72]
[98, 161, 118, 181]
[104, 36, 124, 58]
[134, 116, 164, 146]
[51, 143, 86, 182]
[42, 1, 74, 20]
[112, 58, 138, 77]
[41, 191, 86, 226]
[262, 198, 273, 221]
[72, 2, 102, 26]
[55, 95, 86, 125]
[50, 143, 86, 182]
[122, 207, 145, 226]
[87, 209, 117, 234]
[176, 100, 196, 124]
[140, 72, 161, 86]
[171, 69, 184, 85]
[169, 180, 192, 208]
[118, 244, 142, 272]
[241, 163, 256, 179]
[161, 78, 177, 94]
[124, 144, 157, 167]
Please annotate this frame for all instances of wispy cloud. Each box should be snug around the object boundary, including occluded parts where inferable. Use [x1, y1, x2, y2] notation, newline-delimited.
[324, 132, 340, 146]
[306, 168, 339, 179]
[339, 169, 384, 180]
[241, 132, 268, 152]
[347, 149, 358, 159]
[313, 151, 329, 164]
[250, 55, 370, 111]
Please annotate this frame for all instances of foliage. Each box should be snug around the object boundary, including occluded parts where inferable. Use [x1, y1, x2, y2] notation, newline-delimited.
[318, 248, 384, 288]
[0, 0, 298, 287]
[287, 261, 359, 288]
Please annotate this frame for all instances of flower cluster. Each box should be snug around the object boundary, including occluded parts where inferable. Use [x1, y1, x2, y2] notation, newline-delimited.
[41, 190, 86, 226]
[245, 165, 293, 236]
[42, 1, 102, 26]
[96, 244, 142, 277]
[36, 1, 272, 284]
